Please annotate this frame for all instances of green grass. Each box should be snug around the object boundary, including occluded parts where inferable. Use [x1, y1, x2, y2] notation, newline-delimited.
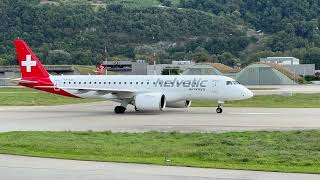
[192, 94, 320, 108]
[0, 88, 97, 106]
[0, 131, 319, 173]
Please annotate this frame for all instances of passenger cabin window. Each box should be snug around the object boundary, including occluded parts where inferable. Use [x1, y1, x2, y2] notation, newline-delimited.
[226, 81, 232, 85]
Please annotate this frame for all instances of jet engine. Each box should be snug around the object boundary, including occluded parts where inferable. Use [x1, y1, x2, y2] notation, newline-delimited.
[166, 100, 192, 108]
[134, 93, 166, 111]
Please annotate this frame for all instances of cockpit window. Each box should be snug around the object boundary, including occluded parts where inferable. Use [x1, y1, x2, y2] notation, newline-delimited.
[227, 81, 240, 85]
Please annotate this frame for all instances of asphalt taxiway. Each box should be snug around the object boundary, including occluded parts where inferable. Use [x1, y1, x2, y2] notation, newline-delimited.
[1, 102, 320, 180]
[0, 101, 319, 132]
[1, 155, 319, 180]
[249, 84, 320, 95]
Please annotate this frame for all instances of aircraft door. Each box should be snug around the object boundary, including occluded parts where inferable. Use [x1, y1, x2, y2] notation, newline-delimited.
[212, 80, 218, 94]
[54, 79, 61, 91]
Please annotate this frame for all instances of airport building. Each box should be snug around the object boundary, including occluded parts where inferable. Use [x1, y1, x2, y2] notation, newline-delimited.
[260, 57, 300, 65]
[236, 63, 297, 85]
[182, 64, 223, 75]
[102, 60, 148, 75]
[260, 57, 315, 76]
[102, 60, 194, 75]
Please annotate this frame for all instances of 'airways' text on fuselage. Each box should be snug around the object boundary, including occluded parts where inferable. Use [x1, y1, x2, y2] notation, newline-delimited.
[155, 78, 208, 88]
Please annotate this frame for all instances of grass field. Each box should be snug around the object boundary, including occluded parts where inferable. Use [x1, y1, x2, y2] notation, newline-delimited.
[0, 88, 97, 106]
[0, 131, 319, 173]
[192, 93, 320, 108]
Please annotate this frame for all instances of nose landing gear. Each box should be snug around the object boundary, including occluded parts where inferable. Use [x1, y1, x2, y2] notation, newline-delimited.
[216, 101, 224, 114]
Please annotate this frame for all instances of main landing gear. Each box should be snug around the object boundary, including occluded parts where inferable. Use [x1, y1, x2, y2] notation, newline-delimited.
[114, 106, 126, 114]
[114, 100, 128, 114]
[216, 101, 224, 114]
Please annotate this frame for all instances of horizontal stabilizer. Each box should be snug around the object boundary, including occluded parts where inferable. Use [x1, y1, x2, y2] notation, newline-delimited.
[0, 78, 38, 84]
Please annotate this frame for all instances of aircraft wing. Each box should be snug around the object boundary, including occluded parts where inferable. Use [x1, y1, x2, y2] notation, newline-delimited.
[62, 87, 137, 94]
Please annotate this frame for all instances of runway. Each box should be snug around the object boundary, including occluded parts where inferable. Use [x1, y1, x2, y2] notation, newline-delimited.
[1, 102, 320, 179]
[249, 84, 320, 95]
[1, 155, 319, 180]
[0, 101, 319, 132]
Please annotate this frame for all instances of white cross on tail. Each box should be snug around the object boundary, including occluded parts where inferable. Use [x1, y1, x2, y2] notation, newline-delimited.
[22, 55, 37, 73]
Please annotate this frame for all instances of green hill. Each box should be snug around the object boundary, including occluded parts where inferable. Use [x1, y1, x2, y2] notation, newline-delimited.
[0, 0, 320, 69]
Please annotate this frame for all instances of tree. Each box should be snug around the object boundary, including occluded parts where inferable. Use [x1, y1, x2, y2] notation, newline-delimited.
[47, 50, 72, 65]
[303, 48, 320, 70]
[160, 0, 172, 7]
[218, 52, 238, 67]
[191, 47, 213, 63]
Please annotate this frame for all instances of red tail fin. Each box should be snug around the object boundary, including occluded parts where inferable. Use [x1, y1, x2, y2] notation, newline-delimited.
[14, 40, 50, 79]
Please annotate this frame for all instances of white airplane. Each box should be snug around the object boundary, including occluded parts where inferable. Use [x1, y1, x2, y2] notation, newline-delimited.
[13, 40, 253, 114]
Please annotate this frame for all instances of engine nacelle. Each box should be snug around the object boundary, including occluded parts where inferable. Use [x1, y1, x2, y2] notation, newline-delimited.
[166, 100, 192, 108]
[135, 93, 166, 111]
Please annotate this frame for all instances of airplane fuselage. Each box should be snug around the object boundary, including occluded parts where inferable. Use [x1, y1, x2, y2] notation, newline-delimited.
[50, 75, 253, 102]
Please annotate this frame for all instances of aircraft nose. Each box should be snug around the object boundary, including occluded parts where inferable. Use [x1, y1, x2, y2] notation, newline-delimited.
[244, 88, 254, 99]
[240, 86, 253, 99]
[247, 89, 254, 98]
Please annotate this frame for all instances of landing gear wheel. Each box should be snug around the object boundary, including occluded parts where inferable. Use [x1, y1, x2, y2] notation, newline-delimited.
[216, 101, 224, 114]
[134, 106, 139, 112]
[114, 106, 126, 114]
[216, 107, 223, 114]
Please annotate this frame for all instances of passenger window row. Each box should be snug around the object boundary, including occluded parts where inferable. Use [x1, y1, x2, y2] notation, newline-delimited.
[63, 81, 152, 85]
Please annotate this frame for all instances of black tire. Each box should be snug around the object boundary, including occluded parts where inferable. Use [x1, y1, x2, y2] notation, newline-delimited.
[114, 106, 126, 114]
[134, 106, 139, 112]
[216, 107, 223, 114]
